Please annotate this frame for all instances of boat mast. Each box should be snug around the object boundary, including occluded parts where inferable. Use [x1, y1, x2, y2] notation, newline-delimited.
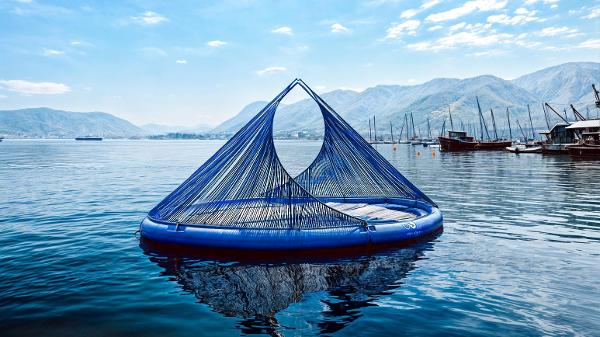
[427, 117, 431, 139]
[490, 108, 498, 140]
[410, 113, 416, 139]
[373, 116, 378, 142]
[441, 118, 446, 136]
[593, 84, 600, 109]
[399, 119, 405, 141]
[476, 96, 490, 141]
[527, 105, 535, 140]
[368, 118, 372, 142]
[570, 104, 586, 121]
[516, 119, 527, 141]
[563, 108, 569, 123]
[390, 122, 394, 143]
[542, 103, 550, 130]
[545, 103, 569, 124]
[404, 114, 409, 141]
[449, 106, 454, 131]
[506, 107, 513, 140]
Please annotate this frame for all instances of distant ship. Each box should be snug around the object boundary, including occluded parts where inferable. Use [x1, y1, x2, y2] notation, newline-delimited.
[0, 136, 4, 142]
[75, 136, 103, 141]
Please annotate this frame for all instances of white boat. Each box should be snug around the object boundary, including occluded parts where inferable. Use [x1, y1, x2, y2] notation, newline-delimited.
[505, 144, 542, 153]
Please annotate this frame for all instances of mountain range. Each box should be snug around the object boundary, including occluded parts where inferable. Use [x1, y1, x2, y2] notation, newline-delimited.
[1, 62, 598, 139]
[213, 62, 600, 137]
[0, 108, 145, 138]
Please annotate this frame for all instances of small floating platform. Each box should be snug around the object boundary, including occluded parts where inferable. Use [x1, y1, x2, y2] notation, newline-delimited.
[141, 199, 442, 250]
[141, 79, 442, 251]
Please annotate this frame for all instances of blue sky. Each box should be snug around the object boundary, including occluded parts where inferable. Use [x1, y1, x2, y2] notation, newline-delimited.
[0, 0, 599, 126]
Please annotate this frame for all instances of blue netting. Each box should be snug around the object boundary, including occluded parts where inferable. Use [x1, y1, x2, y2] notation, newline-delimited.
[148, 79, 435, 229]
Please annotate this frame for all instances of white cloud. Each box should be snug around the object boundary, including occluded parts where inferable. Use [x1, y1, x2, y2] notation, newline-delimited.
[536, 26, 576, 37]
[176, 59, 187, 64]
[422, 0, 441, 9]
[487, 8, 538, 25]
[449, 22, 467, 31]
[0, 94, 7, 99]
[131, 11, 167, 25]
[582, 7, 600, 19]
[207, 40, 227, 47]
[426, 0, 507, 22]
[401, 9, 419, 19]
[0, 80, 70, 95]
[401, 0, 441, 18]
[385, 20, 421, 39]
[331, 23, 350, 33]
[428, 25, 444, 31]
[408, 23, 513, 51]
[42, 48, 64, 56]
[256, 66, 287, 76]
[271, 26, 293, 35]
[577, 39, 600, 49]
[523, 0, 559, 5]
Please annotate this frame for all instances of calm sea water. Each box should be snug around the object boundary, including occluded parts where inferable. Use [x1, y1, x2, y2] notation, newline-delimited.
[1, 139, 599, 337]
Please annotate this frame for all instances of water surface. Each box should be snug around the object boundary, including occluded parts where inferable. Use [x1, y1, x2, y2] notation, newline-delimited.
[1, 140, 598, 336]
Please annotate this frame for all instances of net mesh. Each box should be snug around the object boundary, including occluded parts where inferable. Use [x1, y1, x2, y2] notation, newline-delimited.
[148, 79, 435, 229]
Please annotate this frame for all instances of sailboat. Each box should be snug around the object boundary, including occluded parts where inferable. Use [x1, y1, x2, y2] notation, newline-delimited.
[473, 97, 512, 150]
[409, 113, 422, 145]
[397, 114, 410, 144]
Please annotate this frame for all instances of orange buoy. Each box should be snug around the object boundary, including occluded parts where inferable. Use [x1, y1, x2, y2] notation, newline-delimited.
[432, 151, 436, 157]
[416, 151, 421, 156]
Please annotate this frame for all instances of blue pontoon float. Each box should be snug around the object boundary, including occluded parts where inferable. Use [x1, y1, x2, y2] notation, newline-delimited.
[141, 79, 442, 250]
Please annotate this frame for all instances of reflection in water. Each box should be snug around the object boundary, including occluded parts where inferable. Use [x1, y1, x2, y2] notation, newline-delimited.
[141, 240, 437, 336]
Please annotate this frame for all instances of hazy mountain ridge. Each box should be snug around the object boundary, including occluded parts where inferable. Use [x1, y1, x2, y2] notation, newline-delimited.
[140, 123, 213, 134]
[1, 62, 598, 139]
[0, 108, 145, 138]
[213, 62, 600, 135]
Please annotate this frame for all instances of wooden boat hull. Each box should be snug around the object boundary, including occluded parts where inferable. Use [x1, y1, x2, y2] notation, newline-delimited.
[438, 137, 478, 152]
[475, 141, 512, 150]
[568, 145, 600, 159]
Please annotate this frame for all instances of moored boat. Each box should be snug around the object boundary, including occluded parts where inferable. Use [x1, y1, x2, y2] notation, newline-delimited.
[539, 123, 575, 154]
[565, 119, 600, 158]
[506, 144, 542, 153]
[438, 131, 478, 152]
[567, 143, 600, 158]
[75, 136, 103, 141]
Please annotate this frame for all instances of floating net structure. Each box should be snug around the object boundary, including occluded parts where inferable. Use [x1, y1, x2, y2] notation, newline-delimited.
[148, 79, 435, 230]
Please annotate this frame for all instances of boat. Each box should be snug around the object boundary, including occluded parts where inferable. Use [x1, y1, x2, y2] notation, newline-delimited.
[474, 97, 513, 150]
[539, 123, 575, 154]
[567, 143, 600, 158]
[439, 130, 478, 151]
[505, 144, 542, 153]
[75, 136, 103, 141]
[566, 119, 600, 159]
[0, 136, 4, 142]
[141, 79, 442, 251]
